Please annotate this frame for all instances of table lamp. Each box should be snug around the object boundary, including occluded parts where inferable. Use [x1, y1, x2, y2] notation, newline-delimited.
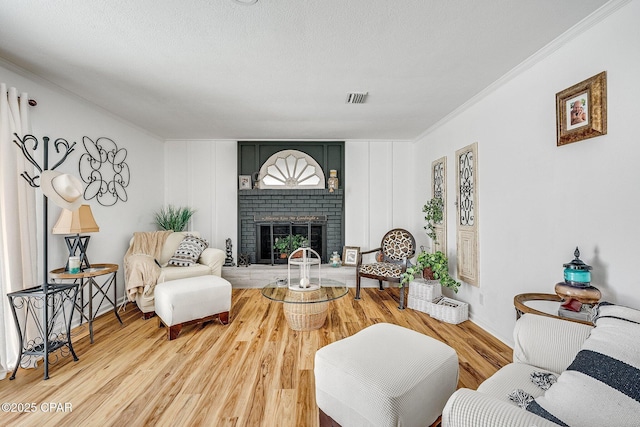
[52, 204, 99, 271]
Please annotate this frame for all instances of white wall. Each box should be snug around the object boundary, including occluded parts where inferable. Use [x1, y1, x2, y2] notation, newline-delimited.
[345, 140, 414, 250]
[164, 140, 238, 253]
[412, 0, 640, 344]
[1, 60, 164, 309]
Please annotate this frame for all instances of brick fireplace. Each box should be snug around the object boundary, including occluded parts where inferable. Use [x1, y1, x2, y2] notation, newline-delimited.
[238, 189, 344, 264]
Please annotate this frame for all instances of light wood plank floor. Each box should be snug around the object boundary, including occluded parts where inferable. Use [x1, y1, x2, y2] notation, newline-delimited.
[0, 288, 512, 427]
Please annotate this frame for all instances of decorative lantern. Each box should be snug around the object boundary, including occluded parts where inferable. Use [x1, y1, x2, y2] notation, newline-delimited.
[555, 247, 601, 304]
[288, 247, 321, 290]
[563, 247, 592, 287]
[327, 170, 339, 193]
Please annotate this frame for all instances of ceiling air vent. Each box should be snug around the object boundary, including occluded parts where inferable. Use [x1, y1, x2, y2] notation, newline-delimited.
[345, 92, 368, 104]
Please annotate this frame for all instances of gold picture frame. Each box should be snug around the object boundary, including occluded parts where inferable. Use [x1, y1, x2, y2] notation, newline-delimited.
[556, 71, 607, 146]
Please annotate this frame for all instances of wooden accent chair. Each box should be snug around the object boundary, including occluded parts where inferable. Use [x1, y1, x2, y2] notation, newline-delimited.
[355, 228, 416, 309]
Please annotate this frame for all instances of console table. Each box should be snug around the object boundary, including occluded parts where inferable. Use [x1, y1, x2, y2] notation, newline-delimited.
[50, 263, 123, 343]
[514, 293, 593, 325]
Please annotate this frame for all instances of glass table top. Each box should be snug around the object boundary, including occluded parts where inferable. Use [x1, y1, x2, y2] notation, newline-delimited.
[261, 278, 348, 304]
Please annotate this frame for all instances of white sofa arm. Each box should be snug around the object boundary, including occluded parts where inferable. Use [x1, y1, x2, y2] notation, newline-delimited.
[442, 389, 557, 427]
[199, 248, 225, 277]
[513, 314, 592, 374]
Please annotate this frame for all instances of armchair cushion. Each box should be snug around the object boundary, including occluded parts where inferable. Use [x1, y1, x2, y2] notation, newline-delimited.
[167, 235, 208, 267]
[442, 389, 559, 427]
[358, 262, 403, 278]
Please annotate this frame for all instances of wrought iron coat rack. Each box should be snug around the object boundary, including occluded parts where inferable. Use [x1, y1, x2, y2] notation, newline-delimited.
[7, 134, 80, 380]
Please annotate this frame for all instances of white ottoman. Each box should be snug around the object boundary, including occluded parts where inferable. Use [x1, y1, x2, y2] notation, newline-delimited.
[155, 275, 231, 340]
[314, 323, 459, 427]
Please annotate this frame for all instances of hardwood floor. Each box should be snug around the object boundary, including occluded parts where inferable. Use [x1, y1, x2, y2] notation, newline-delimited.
[0, 288, 512, 427]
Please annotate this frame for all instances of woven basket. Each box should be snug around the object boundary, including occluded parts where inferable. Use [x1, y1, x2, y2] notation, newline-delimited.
[429, 297, 468, 324]
[283, 289, 328, 331]
[408, 279, 442, 301]
[407, 296, 433, 314]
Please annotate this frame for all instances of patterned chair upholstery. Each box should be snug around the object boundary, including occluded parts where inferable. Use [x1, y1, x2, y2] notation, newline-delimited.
[355, 228, 416, 309]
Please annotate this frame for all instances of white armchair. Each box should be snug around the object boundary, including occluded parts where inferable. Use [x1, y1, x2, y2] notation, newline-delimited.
[442, 314, 593, 427]
[126, 231, 225, 318]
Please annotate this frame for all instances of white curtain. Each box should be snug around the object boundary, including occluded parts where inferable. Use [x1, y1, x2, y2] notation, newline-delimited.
[0, 83, 38, 380]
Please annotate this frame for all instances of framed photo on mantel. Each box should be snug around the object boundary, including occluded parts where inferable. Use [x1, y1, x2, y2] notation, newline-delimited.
[238, 175, 252, 190]
[556, 71, 607, 147]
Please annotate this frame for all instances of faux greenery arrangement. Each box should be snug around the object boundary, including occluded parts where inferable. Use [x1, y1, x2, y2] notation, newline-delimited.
[422, 196, 444, 246]
[154, 205, 196, 232]
[401, 196, 461, 292]
[273, 234, 309, 257]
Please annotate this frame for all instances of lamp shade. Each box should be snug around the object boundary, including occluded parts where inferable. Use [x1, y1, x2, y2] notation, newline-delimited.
[52, 204, 99, 234]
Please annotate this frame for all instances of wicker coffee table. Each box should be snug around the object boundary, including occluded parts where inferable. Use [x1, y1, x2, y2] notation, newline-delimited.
[262, 279, 348, 331]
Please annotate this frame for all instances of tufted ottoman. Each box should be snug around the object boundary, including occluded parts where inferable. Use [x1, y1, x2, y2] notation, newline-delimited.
[155, 275, 231, 340]
[314, 323, 459, 427]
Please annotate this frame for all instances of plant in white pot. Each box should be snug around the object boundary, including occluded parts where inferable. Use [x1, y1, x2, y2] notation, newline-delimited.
[401, 196, 460, 293]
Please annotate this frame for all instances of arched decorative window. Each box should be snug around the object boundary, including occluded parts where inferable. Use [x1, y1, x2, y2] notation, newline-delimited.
[258, 150, 326, 189]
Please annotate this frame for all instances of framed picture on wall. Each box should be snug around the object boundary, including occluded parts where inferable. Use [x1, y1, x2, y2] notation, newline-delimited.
[238, 175, 252, 190]
[556, 71, 607, 146]
[342, 246, 360, 267]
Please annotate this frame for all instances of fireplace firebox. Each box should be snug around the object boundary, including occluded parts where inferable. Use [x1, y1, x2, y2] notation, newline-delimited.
[256, 220, 326, 264]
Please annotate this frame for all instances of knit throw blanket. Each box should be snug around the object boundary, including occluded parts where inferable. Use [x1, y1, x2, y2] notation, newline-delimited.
[124, 230, 172, 301]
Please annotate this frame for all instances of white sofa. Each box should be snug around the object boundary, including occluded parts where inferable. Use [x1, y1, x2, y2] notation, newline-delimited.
[128, 231, 225, 318]
[442, 308, 640, 427]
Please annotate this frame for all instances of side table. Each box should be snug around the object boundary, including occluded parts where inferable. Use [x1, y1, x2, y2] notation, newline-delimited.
[514, 293, 593, 325]
[7, 283, 79, 380]
[50, 263, 123, 343]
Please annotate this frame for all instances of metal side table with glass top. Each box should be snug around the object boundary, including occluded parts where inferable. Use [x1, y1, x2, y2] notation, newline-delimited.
[50, 263, 123, 343]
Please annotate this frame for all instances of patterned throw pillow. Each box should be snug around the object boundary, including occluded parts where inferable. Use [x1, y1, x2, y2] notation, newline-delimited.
[167, 235, 208, 267]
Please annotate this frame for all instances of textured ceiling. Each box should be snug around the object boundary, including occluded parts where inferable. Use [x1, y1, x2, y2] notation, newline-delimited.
[0, 0, 610, 140]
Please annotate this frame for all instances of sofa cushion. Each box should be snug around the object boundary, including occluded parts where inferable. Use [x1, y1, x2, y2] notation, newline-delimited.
[525, 303, 640, 426]
[167, 235, 209, 267]
[477, 363, 556, 406]
[159, 264, 211, 282]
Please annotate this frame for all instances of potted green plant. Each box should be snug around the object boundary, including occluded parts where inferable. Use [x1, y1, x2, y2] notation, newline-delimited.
[154, 205, 195, 232]
[273, 234, 309, 258]
[401, 197, 461, 293]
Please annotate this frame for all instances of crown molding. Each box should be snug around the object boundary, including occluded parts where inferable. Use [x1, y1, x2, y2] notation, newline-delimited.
[414, 0, 632, 143]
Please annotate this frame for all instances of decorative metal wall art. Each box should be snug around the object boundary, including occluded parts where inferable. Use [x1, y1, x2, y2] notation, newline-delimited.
[456, 142, 479, 287]
[431, 156, 447, 254]
[458, 150, 475, 226]
[79, 136, 130, 206]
